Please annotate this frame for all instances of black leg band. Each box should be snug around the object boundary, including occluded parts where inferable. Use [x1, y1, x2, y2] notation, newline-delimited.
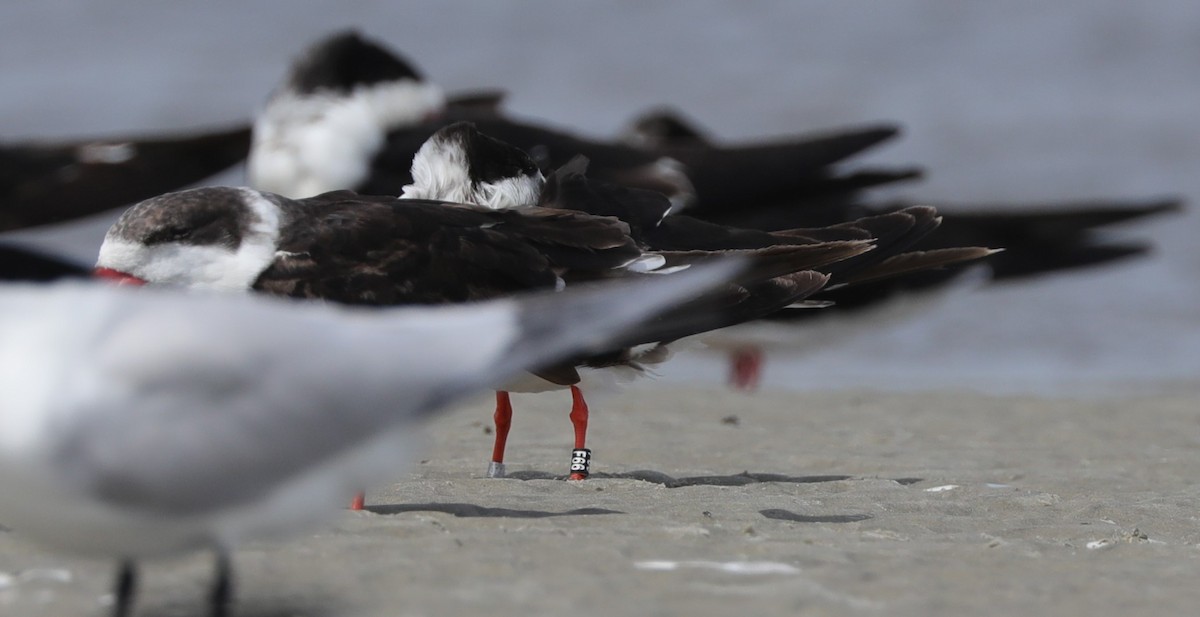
[570, 448, 592, 477]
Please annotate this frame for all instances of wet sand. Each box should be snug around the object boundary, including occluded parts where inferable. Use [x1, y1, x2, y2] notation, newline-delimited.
[2, 384, 1199, 616]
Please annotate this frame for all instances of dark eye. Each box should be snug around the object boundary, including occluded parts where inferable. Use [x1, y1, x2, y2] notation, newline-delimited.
[144, 227, 192, 245]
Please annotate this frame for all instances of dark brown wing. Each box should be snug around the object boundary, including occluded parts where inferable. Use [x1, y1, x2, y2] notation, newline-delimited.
[836, 247, 999, 287]
[539, 157, 886, 255]
[533, 160, 995, 316]
[539, 156, 673, 241]
[0, 125, 251, 231]
[253, 193, 642, 306]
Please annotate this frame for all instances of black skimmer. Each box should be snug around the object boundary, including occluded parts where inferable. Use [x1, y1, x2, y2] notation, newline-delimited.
[398, 122, 997, 476]
[249, 30, 914, 214]
[1, 125, 250, 231]
[405, 123, 994, 282]
[95, 186, 873, 493]
[0, 261, 746, 617]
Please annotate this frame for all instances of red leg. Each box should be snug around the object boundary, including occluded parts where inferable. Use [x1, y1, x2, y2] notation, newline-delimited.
[488, 391, 513, 478]
[730, 347, 765, 392]
[568, 385, 591, 480]
[349, 492, 365, 511]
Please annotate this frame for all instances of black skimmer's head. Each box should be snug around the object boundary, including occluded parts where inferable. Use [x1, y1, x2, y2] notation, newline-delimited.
[249, 31, 446, 198]
[401, 122, 545, 209]
[95, 187, 285, 290]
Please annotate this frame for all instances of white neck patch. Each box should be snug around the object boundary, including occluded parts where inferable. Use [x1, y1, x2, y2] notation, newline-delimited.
[473, 175, 544, 210]
[249, 80, 446, 198]
[400, 135, 473, 203]
[96, 189, 286, 291]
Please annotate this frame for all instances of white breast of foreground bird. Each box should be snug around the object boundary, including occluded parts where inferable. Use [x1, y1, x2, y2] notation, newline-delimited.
[0, 283, 514, 557]
[0, 259, 746, 558]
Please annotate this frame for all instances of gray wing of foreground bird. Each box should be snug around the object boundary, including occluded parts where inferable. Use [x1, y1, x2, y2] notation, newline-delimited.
[0, 260, 742, 559]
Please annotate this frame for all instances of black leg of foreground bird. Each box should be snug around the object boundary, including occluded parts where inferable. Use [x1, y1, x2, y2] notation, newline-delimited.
[730, 346, 765, 392]
[210, 549, 233, 617]
[488, 391, 514, 478]
[112, 559, 136, 617]
[568, 386, 591, 481]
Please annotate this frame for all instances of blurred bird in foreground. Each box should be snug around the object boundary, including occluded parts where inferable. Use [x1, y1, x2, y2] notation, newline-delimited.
[0, 254, 743, 617]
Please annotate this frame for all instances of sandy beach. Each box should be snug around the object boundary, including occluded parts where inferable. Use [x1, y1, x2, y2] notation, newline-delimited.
[2, 383, 1198, 616]
[2, 3, 1198, 615]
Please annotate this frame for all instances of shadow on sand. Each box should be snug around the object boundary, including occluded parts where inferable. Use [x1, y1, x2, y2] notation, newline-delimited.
[759, 508, 873, 523]
[365, 503, 623, 518]
[506, 469, 923, 488]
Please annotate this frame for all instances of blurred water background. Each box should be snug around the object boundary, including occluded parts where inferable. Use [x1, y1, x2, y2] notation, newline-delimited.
[3, 1, 1197, 395]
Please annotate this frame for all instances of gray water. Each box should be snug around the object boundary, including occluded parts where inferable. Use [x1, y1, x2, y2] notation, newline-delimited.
[3, 1, 1198, 394]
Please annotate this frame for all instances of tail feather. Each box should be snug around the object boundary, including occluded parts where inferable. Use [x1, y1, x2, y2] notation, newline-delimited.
[783, 207, 947, 279]
[656, 241, 874, 282]
[644, 214, 833, 250]
[835, 247, 1000, 287]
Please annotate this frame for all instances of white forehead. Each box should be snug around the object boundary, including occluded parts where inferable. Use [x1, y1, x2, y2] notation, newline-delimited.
[401, 134, 473, 203]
